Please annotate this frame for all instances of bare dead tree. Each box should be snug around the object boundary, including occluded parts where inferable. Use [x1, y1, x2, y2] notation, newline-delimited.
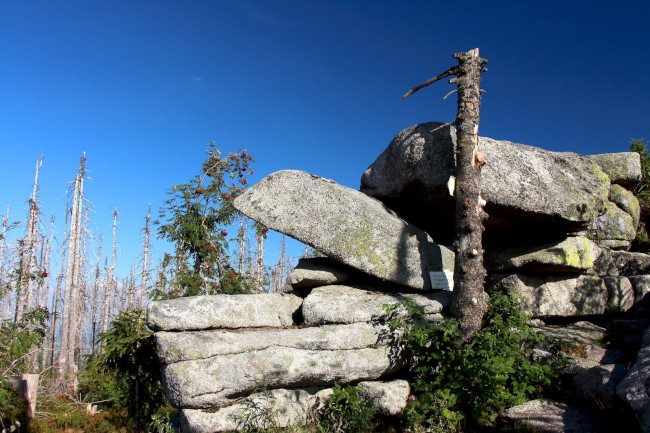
[403, 48, 488, 341]
[139, 205, 152, 308]
[15, 156, 43, 321]
[59, 153, 86, 383]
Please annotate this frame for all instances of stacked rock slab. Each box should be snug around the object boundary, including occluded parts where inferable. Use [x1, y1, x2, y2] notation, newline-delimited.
[148, 286, 450, 432]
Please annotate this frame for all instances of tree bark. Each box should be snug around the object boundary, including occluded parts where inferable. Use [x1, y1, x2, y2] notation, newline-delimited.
[403, 48, 488, 341]
[448, 49, 488, 341]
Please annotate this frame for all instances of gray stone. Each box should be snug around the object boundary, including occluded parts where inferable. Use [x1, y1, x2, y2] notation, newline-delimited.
[594, 250, 650, 276]
[609, 184, 641, 228]
[501, 398, 603, 433]
[588, 202, 636, 250]
[617, 327, 650, 433]
[302, 285, 450, 325]
[155, 322, 395, 364]
[486, 237, 601, 274]
[603, 276, 635, 313]
[162, 344, 401, 408]
[588, 152, 641, 189]
[536, 321, 606, 346]
[147, 293, 302, 331]
[234, 170, 454, 290]
[180, 387, 331, 432]
[360, 122, 610, 246]
[629, 275, 650, 306]
[288, 257, 351, 289]
[573, 364, 628, 410]
[358, 380, 410, 416]
[489, 274, 608, 317]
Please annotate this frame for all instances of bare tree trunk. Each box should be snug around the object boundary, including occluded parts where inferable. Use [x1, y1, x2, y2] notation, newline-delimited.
[89, 235, 102, 354]
[59, 153, 86, 383]
[403, 48, 488, 341]
[0, 206, 9, 319]
[255, 234, 264, 292]
[139, 206, 151, 308]
[15, 157, 43, 321]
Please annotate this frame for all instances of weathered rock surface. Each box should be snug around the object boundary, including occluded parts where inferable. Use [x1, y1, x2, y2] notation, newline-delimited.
[609, 184, 640, 228]
[288, 257, 351, 290]
[603, 276, 635, 313]
[234, 170, 454, 290]
[588, 202, 636, 250]
[360, 122, 611, 246]
[489, 274, 608, 317]
[358, 380, 410, 416]
[617, 326, 650, 433]
[501, 398, 603, 433]
[486, 237, 601, 274]
[155, 322, 393, 364]
[302, 285, 450, 325]
[588, 152, 641, 189]
[147, 293, 302, 331]
[179, 380, 411, 433]
[573, 364, 628, 410]
[180, 388, 331, 433]
[162, 343, 400, 408]
[629, 275, 650, 306]
[536, 321, 607, 346]
[594, 250, 650, 277]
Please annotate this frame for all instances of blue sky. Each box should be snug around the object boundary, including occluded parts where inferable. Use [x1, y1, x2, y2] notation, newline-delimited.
[1, 0, 649, 278]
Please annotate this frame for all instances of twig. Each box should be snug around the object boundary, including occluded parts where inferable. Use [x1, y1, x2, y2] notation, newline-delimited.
[402, 66, 458, 99]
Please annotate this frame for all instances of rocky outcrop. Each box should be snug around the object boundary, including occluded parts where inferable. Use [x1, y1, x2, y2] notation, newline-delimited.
[234, 169, 454, 290]
[360, 122, 640, 249]
[149, 122, 650, 432]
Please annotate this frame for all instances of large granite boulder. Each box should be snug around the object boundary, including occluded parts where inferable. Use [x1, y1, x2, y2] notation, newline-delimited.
[288, 257, 351, 290]
[360, 122, 614, 246]
[234, 170, 454, 290]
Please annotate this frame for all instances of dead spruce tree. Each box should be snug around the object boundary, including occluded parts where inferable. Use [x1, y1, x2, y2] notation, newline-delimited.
[403, 48, 488, 341]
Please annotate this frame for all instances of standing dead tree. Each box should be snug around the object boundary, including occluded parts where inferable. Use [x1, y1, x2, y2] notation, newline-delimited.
[403, 48, 488, 341]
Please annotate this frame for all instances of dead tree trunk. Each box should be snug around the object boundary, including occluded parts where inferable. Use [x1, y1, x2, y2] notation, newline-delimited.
[403, 48, 488, 341]
[139, 206, 151, 308]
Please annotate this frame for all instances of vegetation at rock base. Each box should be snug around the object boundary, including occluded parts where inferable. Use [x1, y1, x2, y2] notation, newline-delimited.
[386, 292, 566, 433]
[79, 308, 174, 433]
[631, 138, 650, 251]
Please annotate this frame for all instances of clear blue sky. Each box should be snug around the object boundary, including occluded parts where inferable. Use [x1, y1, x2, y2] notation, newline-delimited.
[1, 0, 649, 278]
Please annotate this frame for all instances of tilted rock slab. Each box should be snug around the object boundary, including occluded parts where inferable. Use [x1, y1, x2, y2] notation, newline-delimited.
[360, 122, 612, 246]
[234, 170, 454, 290]
[302, 285, 451, 325]
[160, 322, 402, 408]
[147, 293, 303, 331]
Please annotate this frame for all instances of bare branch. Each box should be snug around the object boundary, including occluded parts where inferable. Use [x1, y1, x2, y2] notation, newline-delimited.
[402, 66, 458, 100]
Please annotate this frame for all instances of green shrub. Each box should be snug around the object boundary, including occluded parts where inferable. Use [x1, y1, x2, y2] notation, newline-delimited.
[390, 293, 564, 432]
[318, 382, 377, 433]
